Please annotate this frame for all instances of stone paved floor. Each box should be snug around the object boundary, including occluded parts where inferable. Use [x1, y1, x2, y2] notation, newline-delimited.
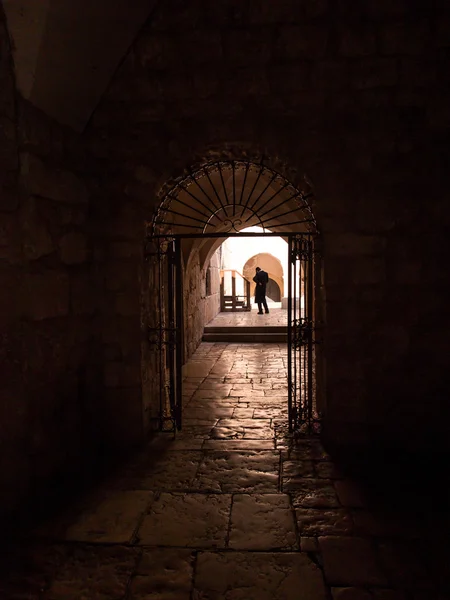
[207, 307, 287, 326]
[1, 343, 449, 599]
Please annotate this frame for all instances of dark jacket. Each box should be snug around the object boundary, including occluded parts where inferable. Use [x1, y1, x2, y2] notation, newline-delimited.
[253, 270, 269, 302]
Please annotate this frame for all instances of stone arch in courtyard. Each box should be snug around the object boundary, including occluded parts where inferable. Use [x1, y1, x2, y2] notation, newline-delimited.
[242, 253, 285, 300]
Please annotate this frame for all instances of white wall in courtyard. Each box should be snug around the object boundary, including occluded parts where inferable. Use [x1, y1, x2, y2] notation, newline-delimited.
[220, 227, 288, 298]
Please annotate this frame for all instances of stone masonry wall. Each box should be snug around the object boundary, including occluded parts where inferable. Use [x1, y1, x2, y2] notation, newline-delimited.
[86, 0, 450, 453]
[0, 7, 98, 519]
[204, 250, 221, 325]
[185, 248, 221, 358]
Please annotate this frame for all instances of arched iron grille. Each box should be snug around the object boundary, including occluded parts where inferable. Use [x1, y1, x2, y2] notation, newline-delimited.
[151, 160, 316, 235]
[145, 159, 321, 438]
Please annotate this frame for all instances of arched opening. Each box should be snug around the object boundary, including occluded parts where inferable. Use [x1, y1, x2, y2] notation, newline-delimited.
[241, 248, 286, 306]
[142, 158, 323, 436]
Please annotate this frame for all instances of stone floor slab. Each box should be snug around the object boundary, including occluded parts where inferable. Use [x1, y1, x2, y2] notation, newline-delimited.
[45, 545, 139, 600]
[63, 491, 153, 543]
[137, 493, 231, 548]
[288, 480, 339, 507]
[4, 341, 447, 599]
[229, 493, 297, 550]
[202, 439, 276, 450]
[243, 426, 274, 439]
[129, 548, 194, 600]
[193, 451, 279, 493]
[194, 551, 327, 600]
[296, 508, 354, 536]
[282, 459, 315, 478]
[210, 426, 245, 439]
[133, 451, 204, 491]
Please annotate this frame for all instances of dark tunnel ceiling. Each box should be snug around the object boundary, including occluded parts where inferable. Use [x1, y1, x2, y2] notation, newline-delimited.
[3, 0, 157, 131]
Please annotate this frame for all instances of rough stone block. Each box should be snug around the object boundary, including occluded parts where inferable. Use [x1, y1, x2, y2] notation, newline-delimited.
[427, 95, 450, 129]
[45, 546, 139, 599]
[352, 58, 397, 89]
[313, 60, 349, 89]
[289, 480, 339, 507]
[399, 58, 437, 87]
[64, 490, 153, 543]
[0, 70, 16, 120]
[339, 26, 376, 56]
[0, 116, 18, 168]
[58, 205, 87, 226]
[22, 271, 70, 320]
[224, 30, 273, 63]
[366, 0, 407, 18]
[114, 291, 140, 317]
[105, 262, 137, 291]
[131, 548, 194, 599]
[436, 18, 450, 47]
[104, 387, 144, 446]
[194, 551, 328, 599]
[17, 103, 51, 155]
[70, 273, 95, 315]
[0, 180, 19, 212]
[380, 24, 429, 56]
[19, 197, 54, 260]
[229, 493, 298, 550]
[327, 233, 385, 257]
[59, 232, 88, 264]
[0, 212, 20, 263]
[296, 508, 353, 536]
[268, 63, 311, 93]
[20, 153, 88, 204]
[110, 241, 140, 259]
[104, 361, 141, 388]
[277, 25, 328, 59]
[138, 492, 231, 547]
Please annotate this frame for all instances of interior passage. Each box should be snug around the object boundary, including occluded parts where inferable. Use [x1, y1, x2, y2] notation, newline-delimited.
[2, 343, 449, 599]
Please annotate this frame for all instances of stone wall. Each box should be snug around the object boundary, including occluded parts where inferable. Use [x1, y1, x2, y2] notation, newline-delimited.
[0, 7, 98, 519]
[185, 248, 221, 357]
[86, 0, 450, 453]
[204, 250, 221, 325]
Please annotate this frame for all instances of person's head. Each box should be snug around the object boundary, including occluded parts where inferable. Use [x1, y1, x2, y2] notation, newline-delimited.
[255, 267, 261, 272]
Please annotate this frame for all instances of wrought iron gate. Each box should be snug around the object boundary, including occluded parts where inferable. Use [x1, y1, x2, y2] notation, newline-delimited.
[146, 231, 318, 436]
[145, 236, 183, 432]
[145, 158, 320, 435]
[287, 233, 318, 434]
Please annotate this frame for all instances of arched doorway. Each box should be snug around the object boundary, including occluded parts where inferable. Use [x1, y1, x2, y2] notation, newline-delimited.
[242, 251, 285, 303]
[143, 158, 322, 435]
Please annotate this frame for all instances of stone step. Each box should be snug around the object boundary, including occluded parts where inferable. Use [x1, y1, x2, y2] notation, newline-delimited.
[204, 326, 287, 334]
[202, 331, 287, 343]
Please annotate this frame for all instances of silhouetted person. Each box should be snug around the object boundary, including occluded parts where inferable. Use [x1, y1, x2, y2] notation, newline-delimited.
[253, 266, 269, 314]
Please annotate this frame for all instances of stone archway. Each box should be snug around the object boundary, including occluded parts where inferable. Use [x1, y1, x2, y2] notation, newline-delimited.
[143, 156, 324, 434]
[242, 252, 285, 301]
[146, 157, 318, 357]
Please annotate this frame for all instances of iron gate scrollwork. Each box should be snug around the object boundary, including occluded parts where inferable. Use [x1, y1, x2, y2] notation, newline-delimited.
[144, 236, 183, 432]
[287, 234, 320, 434]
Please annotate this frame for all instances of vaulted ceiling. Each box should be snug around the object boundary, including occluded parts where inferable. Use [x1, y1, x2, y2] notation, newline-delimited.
[3, 0, 156, 131]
